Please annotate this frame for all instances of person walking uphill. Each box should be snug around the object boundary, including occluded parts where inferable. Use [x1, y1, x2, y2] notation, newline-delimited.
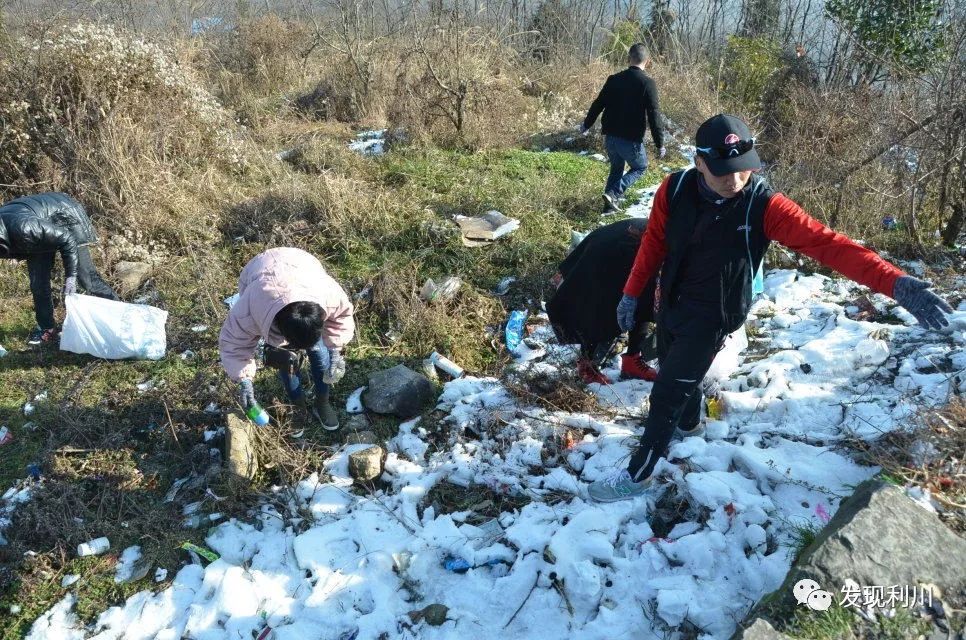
[582, 43, 666, 213]
[219, 248, 354, 431]
[589, 114, 953, 502]
[0, 192, 119, 345]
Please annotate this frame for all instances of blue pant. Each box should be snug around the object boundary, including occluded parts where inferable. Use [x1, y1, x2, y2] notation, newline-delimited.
[604, 135, 648, 197]
[277, 339, 330, 402]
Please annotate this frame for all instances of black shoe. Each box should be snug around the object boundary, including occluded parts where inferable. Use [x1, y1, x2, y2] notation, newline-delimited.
[312, 393, 340, 431]
[27, 326, 58, 346]
[602, 192, 622, 213]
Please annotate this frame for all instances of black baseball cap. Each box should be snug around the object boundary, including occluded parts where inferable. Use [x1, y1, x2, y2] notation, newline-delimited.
[695, 114, 761, 176]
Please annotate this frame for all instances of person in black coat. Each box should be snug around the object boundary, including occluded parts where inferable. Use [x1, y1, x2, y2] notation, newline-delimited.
[548, 218, 658, 384]
[0, 192, 119, 344]
[582, 43, 666, 214]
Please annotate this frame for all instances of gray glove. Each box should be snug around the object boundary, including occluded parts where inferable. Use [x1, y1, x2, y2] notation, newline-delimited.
[64, 276, 77, 296]
[893, 276, 952, 330]
[239, 378, 257, 410]
[616, 294, 639, 332]
[323, 348, 346, 385]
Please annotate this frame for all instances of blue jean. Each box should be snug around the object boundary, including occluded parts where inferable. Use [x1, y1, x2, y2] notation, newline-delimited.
[277, 339, 330, 402]
[604, 135, 648, 197]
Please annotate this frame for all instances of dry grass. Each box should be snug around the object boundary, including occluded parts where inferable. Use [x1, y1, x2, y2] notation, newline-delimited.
[506, 369, 604, 415]
[364, 264, 506, 374]
[424, 480, 531, 524]
[851, 400, 966, 533]
[0, 22, 249, 248]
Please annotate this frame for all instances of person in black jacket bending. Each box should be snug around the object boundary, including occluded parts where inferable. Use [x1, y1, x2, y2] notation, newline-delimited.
[582, 43, 666, 213]
[0, 193, 119, 345]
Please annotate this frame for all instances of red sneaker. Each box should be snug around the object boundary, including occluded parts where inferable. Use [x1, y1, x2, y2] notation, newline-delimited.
[621, 353, 658, 381]
[577, 358, 610, 385]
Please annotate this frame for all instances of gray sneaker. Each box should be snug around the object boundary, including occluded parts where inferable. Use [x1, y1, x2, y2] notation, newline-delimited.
[674, 422, 705, 439]
[602, 192, 623, 213]
[587, 469, 651, 502]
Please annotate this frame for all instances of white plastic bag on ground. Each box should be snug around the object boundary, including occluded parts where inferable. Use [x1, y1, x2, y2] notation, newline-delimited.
[60, 294, 167, 360]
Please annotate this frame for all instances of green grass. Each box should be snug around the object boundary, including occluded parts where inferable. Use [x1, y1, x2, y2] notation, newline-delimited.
[785, 602, 856, 639]
[785, 520, 824, 563]
[877, 472, 905, 487]
[783, 601, 933, 640]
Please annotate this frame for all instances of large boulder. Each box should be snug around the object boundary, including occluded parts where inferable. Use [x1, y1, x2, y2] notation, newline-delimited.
[362, 365, 435, 418]
[773, 479, 966, 612]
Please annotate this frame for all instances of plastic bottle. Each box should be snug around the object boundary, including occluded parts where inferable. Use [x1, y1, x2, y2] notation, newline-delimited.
[246, 403, 270, 426]
[706, 397, 722, 420]
[429, 351, 465, 378]
[77, 537, 111, 557]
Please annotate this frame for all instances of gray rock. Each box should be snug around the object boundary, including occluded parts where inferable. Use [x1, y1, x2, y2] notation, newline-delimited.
[422, 603, 449, 626]
[409, 603, 449, 626]
[225, 412, 257, 482]
[732, 618, 792, 640]
[345, 430, 379, 445]
[348, 445, 384, 483]
[774, 479, 966, 612]
[362, 365, 435, 418]
[114, 261, 153, 295]
[346, 414, 371, 432]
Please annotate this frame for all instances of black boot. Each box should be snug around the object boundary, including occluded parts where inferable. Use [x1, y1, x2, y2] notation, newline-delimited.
[312, 391, 340, 431]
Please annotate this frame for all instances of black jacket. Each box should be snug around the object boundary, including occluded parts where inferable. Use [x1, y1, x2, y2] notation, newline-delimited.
[660, 169, 773, 333]
[584, 67, 664, 148]
[0, 193, 97, 278]
[548, 218, 657, 348]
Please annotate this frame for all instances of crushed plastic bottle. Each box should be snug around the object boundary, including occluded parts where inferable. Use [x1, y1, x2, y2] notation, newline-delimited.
[505, 310, 527, 353]
[443, 556, 502, 573]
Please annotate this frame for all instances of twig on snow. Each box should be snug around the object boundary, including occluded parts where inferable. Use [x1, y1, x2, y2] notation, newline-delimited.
[504, 570, 540, 629]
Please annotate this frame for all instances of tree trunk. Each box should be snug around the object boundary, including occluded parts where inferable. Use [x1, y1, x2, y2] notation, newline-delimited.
[942, 202, 965, 247]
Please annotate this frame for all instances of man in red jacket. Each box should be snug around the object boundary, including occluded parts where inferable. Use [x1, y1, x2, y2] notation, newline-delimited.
[588, 114, 952, 502]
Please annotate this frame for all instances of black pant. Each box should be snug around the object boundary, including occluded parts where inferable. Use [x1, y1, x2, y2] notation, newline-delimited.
[27, 246, 119, 329]
[626, 302, 725, 481]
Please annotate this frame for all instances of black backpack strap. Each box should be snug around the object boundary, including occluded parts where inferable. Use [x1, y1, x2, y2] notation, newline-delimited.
[669, 168, 694, 209]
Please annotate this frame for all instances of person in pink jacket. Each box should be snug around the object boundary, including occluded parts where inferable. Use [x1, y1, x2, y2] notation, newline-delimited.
[219, 248, 355, 430]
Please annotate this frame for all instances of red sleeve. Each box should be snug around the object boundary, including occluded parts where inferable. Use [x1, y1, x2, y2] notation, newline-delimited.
[763, 194, 905, 298]
[623, 177, 670, 297]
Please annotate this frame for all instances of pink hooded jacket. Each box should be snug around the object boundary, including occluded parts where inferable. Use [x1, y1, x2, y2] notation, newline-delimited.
[219, 248, 355, 381]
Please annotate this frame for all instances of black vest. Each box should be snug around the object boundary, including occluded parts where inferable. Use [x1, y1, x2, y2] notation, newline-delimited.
[660, 169, 774, 332]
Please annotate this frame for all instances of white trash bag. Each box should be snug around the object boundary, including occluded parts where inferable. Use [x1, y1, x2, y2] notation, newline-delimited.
[60, 294, 168, 360]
